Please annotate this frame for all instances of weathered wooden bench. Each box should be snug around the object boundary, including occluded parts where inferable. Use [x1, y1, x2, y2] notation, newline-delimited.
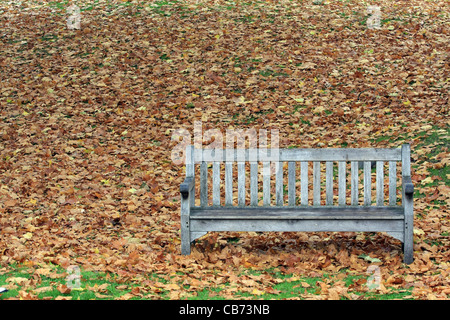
[180, 144, 414, 264]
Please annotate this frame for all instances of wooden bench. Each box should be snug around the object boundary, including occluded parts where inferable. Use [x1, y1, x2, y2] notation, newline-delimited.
[180, 144, 414, 264]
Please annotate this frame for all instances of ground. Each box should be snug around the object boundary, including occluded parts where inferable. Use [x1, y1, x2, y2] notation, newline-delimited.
[0, 0, 448, 300]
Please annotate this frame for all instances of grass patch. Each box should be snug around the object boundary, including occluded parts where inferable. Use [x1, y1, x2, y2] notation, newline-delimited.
[1, 264, 414, 300]
[184, 269, 413, 300]
[0, 263, 163, 300]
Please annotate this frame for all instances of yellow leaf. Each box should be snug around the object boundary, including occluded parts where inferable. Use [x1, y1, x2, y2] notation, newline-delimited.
[23, 232, 33, 240]
[421, 177, 434, 184]
[251, 288, 265, 296]
[414, 228, 425, 236]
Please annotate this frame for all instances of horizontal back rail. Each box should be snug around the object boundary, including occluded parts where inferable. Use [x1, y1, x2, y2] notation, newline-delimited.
[192, 148, 402, 163]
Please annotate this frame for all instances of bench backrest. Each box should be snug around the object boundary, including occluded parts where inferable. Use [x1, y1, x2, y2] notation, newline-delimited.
[185, 144, 411, 208]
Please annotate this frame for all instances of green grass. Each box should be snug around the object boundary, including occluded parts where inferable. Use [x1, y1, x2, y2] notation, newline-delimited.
[0, 263, 159, 300]
[187, 269, 413, 300]
[1, 263, 414, 300]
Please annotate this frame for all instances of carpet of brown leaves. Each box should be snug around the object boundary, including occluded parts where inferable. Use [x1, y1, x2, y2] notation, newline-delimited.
[0, 0, 448, 299]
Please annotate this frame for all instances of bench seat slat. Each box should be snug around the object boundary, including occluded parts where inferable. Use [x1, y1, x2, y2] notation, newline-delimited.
[191, 218, 404, 233]
[190, 207, 404, 220]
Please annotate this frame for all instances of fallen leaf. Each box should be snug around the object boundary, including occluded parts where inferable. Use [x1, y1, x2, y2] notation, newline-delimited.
[251, 288, 265, 296]
[57, 284, 71, 294]
[33, 286, 54, 294]
[301, 282, 311, 288]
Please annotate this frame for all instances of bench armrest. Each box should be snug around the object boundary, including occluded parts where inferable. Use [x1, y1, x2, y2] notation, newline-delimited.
[180, 177, 195, 200]
[402, 175, 414, 196]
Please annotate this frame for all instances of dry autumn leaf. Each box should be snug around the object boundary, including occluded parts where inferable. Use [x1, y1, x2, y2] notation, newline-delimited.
[57, 284, 71, 295]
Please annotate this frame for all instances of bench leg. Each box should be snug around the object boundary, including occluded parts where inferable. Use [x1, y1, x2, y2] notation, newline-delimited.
[181, 215, 191, 255]
[403, 209, 414, 264]
[403, 231, 413, 264]
[181, 238, 191, 255]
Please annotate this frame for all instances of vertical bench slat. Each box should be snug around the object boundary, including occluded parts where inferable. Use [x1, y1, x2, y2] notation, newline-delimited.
[263, 162, 270, 206]
[351, 161, 358, 205]
[288, 161, 296, 206]
[238, 162, 245, 206]
[275, 162, 283, 206]
[376, 161, 384, 206]
[200, 161, 208, 207]
[326, 161, 333, 205]
[364, 161, 371, 206]
[389, 161, 397, 206]
[250, 162, 258, 206]
[213, 162, 220, 205]
[338, 161, 346, 206]
[301, 161, 308, 205]
[225, 162, 233, 205]
[313, 162, 321, 205]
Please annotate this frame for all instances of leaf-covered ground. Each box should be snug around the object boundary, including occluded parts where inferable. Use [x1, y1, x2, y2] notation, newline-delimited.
[0, 0, 448, 300]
